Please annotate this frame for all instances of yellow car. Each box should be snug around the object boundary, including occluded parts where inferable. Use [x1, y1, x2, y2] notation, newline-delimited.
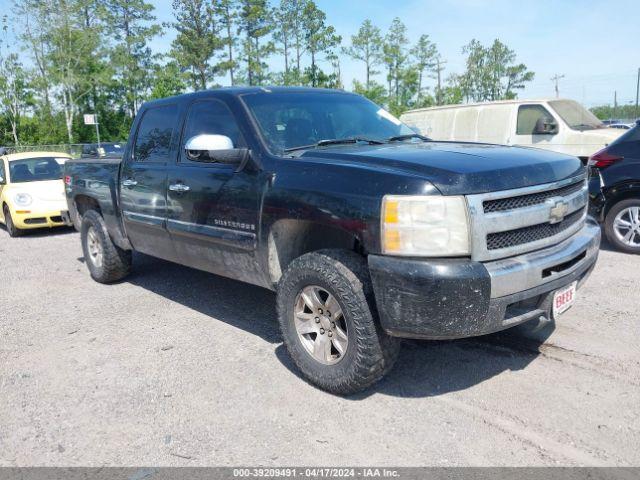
[0, 151, 72, 237]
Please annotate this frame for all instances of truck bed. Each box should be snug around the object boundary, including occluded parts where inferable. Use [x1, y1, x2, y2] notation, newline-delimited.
[63, 155, 128, 248]
[65, 156, 123, 166]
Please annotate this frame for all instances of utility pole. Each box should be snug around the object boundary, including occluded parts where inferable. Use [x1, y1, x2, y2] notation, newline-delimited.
[635, 67, 639, 120]
[614, 91, 617, 120]
[433, 56, 447, 105]
[551, 74, 565, 98]
[95, 113, 101, 149]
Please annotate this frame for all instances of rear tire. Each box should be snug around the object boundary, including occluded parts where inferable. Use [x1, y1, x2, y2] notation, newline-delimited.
[277, 249, 400, 395]
[3, 206, 23, 237]
[81, 210, 132, 283]
[604, 199, 640, 254]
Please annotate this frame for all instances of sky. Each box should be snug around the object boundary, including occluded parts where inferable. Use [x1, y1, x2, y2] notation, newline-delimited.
[4, 0, 640, 108]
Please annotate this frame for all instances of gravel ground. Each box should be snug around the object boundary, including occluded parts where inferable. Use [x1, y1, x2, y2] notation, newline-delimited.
[0, 225, 638, 467]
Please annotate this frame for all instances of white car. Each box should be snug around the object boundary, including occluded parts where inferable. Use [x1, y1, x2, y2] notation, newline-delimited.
[401, 98, 624, 161]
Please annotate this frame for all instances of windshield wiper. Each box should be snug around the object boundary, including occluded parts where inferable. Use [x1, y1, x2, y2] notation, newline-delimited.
[284, 137, 385, 153]
[387, 133, 430, 142]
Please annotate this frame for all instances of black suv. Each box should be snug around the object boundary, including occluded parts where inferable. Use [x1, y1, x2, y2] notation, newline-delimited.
[589, 122, 640, 253]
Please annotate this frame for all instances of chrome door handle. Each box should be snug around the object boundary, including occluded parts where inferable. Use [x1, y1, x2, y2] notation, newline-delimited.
[122, 179, 138, 187]
[169, 183, 190, 192]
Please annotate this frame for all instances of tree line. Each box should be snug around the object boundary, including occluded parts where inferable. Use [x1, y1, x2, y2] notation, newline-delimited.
[590, 104, 639, 122]
[0, 0, 537, 147]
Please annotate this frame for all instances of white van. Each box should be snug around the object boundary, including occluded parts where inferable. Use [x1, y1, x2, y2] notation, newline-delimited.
[400, 98, 624, 160]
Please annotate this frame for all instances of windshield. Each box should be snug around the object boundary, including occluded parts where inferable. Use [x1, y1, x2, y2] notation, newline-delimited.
[9, 157, 64, 183]
[241, 91, 413, 155]
[549, 100, 604, 131]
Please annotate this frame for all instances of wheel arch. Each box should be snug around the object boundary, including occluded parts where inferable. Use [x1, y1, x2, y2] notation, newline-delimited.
[71, 194, 102, 230]
[266, 219, 365, 286]
[603, 182, 640, 219]
[74, 194, 102, 216]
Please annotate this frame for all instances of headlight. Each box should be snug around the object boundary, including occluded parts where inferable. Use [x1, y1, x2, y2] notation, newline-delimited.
[381, 195, 470, 256]
[14, 193, 33, 207]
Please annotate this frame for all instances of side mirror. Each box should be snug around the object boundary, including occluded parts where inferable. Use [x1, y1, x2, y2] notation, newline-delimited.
[184, 134, 250, 170]
[0, 175, 5, 185]
[534, 117, 558, 135]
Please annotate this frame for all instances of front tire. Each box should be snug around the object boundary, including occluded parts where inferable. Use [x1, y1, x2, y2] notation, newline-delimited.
[277, 250, 400, 395]
[81, 210, 132, 283]
[604, 199, 640, 254]
[3, 206, 23, 237]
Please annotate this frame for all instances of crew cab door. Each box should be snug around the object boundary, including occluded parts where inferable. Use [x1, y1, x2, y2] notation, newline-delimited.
[119, 103, 179, 262]
[165, 97, 265, 286]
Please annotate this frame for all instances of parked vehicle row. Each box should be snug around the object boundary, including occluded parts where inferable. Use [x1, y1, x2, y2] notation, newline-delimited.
[603, 119, 638, 130]
[60, 87, 600, 394]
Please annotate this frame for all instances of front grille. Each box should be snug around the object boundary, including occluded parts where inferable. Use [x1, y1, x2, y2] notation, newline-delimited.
[486, 209, 584, 250]
[483, 181, 585, 213]
[50, 216, 63, 223]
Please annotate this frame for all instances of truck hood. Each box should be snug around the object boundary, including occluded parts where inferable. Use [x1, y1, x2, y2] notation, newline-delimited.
[302, 142, 584, 195]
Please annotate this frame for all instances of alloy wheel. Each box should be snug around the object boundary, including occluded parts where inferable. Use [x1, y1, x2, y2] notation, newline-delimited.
[87, 227, 104, 268]
[613, 206, 640, 247]
[294, 285, 348, 365]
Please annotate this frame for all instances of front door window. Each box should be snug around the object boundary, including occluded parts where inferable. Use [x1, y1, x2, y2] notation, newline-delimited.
[516, 105, 555, 135]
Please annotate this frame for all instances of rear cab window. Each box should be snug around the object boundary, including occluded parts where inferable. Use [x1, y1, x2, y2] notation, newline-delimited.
[133, 104, 179, 163]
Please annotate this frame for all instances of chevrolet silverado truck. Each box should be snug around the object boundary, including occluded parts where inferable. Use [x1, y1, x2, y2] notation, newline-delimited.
[63, 87, 601, 395]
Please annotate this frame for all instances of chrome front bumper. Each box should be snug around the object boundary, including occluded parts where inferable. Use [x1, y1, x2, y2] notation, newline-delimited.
[485, 218, 601, 298]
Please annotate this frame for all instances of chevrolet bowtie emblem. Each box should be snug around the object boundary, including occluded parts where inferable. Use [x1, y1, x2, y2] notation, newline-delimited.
[549, 200, 569, 224]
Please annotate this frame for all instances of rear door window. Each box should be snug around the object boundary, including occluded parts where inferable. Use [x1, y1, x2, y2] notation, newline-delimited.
[516, 105, 554, 135]
[133, 104, 179, 162]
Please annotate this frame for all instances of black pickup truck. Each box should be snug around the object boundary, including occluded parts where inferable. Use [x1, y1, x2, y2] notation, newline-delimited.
[63, 87, 600, 394]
